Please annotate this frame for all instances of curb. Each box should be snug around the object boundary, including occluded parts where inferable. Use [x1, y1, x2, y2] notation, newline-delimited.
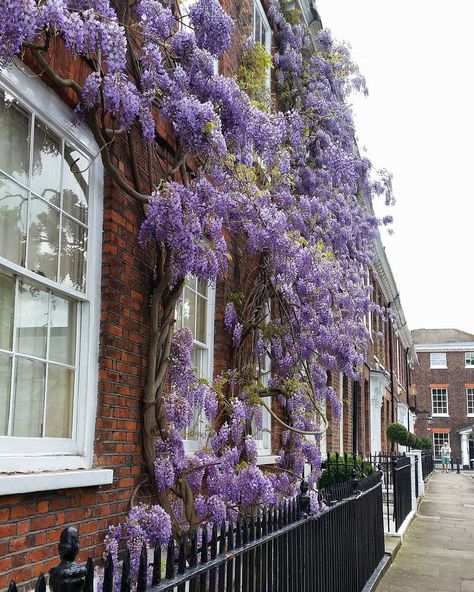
[362, 533, 402, 591]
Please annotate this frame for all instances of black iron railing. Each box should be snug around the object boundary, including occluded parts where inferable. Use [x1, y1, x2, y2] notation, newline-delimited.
[367, 452, 413, 533]
[392, 455, 412, 531]
[421, 451, 434, 479]
[6, 474, 385, 592]
[414, 453, 419, 498]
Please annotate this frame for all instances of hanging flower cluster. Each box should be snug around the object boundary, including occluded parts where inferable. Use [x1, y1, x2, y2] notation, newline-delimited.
[0, 0, 393, 584]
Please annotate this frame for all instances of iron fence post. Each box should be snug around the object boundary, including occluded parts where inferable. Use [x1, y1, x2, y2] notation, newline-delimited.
[48, 527, 87, 592]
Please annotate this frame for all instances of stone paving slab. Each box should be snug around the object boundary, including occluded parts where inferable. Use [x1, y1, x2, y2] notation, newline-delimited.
[376, 471, 474, 592]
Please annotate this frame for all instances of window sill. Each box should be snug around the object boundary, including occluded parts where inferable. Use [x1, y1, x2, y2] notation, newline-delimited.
[432, 414, 449, 418]
[467, 414, 474, 417]
[0, 468, 113, 496]
[430, 366, 447, 370]
[256, 455, 278, 466]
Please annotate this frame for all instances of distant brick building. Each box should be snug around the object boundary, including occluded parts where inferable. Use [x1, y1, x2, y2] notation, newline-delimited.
[412, 329, 474, 468]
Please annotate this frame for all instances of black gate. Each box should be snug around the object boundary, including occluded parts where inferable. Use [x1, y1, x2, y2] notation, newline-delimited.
[393, 455, 412, 531]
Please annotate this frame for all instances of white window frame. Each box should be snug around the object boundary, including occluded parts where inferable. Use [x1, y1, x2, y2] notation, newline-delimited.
[467, 388, 474, 417]
[431, 388, 449, 417]
[339, 372, 344, 452]
[0, 63, 103, 474]
[253, 0, 272, 91]
[433, 432, 450, 460]
[465, 352, 474, 368]
[430, 352, 447, 369]
[176, 278, 216, 455]
[255, 301, 272, 458]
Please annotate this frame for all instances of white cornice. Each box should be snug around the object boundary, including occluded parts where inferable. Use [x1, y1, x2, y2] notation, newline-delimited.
[371, 232, 417, 364]
[415, 342, 474, 352]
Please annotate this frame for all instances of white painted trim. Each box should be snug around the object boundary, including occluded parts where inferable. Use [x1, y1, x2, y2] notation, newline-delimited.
[256, 455, 278, 466]
[182, 281, 216, 454]
[431, 387, 448, 417]
[0, 63, 103, 472]
[256, 301, 272, 457]
[0, 469, 113, 496]
[466, 388, 474, 416]
[253, 0, 272, 91]
[415, 342, 474, 352]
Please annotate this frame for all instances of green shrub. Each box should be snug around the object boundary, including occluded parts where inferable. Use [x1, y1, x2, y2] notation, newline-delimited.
[406, 432, 417, 448]
[318, 454, 374, 489]
[386, 422, 409, 445]
[420, 436, 433, 450]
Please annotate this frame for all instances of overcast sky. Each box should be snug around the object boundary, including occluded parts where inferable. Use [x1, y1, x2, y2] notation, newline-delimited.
[316, 1, 474, 335]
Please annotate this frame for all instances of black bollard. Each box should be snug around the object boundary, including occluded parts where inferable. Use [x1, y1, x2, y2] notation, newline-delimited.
[457, 457, 461, 474]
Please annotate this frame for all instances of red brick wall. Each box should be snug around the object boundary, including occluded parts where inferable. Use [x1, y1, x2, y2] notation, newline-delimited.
[413, 350, 474, 462]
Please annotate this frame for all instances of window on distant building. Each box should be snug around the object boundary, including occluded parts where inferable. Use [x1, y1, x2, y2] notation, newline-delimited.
[431, 388, 448, 416]
[253, 0, 272, 90]
[430, 352, 447, 369]
[467, 388, 474, 416]
[465, 352, 474, 368]
[433, 432, 449, 460]
[175, 276, 215, 452]
[0, 66, 102, 473]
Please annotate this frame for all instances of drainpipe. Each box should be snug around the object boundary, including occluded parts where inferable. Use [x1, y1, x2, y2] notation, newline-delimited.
[388, 307, 395, 451]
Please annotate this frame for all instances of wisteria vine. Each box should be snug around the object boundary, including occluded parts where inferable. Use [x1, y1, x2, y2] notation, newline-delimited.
[0, 0, 393, 584]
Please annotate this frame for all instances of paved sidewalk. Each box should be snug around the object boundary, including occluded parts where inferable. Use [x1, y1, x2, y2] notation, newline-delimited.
[376, 470, 474, 592]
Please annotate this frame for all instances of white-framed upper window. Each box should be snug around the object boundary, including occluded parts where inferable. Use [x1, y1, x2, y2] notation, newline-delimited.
[465, 352, 474, 368]
[430, 352, 447, 369]
[254, 301, 272, 457]
[253, 0, 272, 90]
[433, 432, 449, 460]
[0, 63, 103, 473]
[175, 275, 215, 453]
[431, 388, 448, 416]
[467, 388, 474, 416]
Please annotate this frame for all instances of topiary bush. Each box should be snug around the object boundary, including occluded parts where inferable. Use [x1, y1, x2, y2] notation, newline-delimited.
[318, 454, 374, 489]
[406, 432, 417, 448]
[386, 422, 409, 446]
[420, 437, 433, 450]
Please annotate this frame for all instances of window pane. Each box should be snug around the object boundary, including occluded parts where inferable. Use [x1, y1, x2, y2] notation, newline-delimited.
[430, 352, 446, 367]
[63, 144, 89, 223]
[31, 119, 61, 204]
[196, 294, 207, 343]
[50, 294, 76, 365]
[17, 281, 48, 359]
[0, 174, 27, 266]
[60, 217, 87, 291]
[28, 196, 60, 281]
[0, 353, 12, 435]
[0, 272, 15, 351]
[182, 288, 196, 334]
[255, 12, 262, 43]
[12, 357, 46, 436]
[45, 364, 74, 437]
[193, 345, 208, 378]
[196, 279, 208, 296]
[185, 275, 196, 291]
[0, 92, 30, 184]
